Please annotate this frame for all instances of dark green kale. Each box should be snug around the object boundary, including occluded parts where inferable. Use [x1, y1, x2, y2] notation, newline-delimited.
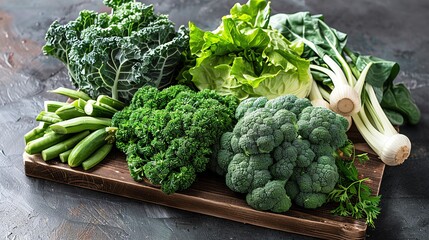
[112, 85, 238, 194]
[43, 0, 189, 103]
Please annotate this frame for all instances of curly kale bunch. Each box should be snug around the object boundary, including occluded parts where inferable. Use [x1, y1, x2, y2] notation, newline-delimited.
[213, 94, 349, 212]
[112, 85, 238, 194]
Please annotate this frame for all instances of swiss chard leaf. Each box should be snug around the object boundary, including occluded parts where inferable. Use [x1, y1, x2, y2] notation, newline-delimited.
[269, 12, 347, 60]
[354, 55, 400, 88]
[381, 83, 421, 125]
[346, 48, 420, 125]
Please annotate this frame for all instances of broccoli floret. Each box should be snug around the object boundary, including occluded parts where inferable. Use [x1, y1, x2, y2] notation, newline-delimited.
[294, 192, 328, 209]
[233, 108, 297, 155]
[226, 153, 273, 193]
[311, 143, 335, 157]
[298, 106, 348, 149]
[293, 138, 316, 168]
[235, 97, 268, 120]
[289, 155, 339, 209]
[215, 132, 235, 175]
[270, 141, 297, 180]
[265, 94, 312, 115]
[208, 131, 235, 176]
[113, 85, 238, 194]
[246, 180, 292, 213]
[270, 138, 315, 180]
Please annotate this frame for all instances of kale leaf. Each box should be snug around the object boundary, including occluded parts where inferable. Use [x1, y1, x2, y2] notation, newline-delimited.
[43, 1, 189, 103]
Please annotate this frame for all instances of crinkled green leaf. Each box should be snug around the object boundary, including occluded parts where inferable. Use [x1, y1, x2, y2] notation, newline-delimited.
[43, 1, 188, 103]
[183, 0, 312, 100]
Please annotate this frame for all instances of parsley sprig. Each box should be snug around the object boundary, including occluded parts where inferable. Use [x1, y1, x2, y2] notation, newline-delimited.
[328, 141, 381, 228]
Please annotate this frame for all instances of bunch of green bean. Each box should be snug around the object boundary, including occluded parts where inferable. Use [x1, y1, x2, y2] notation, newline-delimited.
[24, 87, 125, 170]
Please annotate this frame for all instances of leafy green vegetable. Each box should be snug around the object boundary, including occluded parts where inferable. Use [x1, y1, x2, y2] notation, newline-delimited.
[381, 83, 421, 125]
[43, 0, 189, 103]
[270, 11, 416, 166]
[112, 85, 238, 194]
[213, 94, 349, 212]
[329, 143, 381, 228]
[270, 12, 421, 126]
[180, 0, 313, 100]
[269, 12, 347, 63]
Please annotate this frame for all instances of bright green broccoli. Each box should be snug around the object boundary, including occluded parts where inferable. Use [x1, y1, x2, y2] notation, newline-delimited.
[265, 94, 312, 115]
[297, 106, 349, 149]
[232, 108, 298, 155]
[235, 97, 268, 120]
[246, 180, 292, 213]
[226, 153, 273, 193]
[215, 94, 349, 213]
[113, 85, 238, 194]
[286, 156, 339, 208]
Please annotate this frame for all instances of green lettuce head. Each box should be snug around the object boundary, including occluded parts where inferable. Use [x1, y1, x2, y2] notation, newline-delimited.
[181, 0, 312, 100]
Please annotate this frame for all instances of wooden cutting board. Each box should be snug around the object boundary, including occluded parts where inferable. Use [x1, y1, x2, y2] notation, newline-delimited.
[23, 137, 384, 240]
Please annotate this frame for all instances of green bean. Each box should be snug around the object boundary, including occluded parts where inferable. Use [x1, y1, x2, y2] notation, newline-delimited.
[59, 149, 72, 163]
[44, 101, 67, 112]
[55, 103, 86, 120]
[35, 111, 62, 124]
[84, 100, 116, 118]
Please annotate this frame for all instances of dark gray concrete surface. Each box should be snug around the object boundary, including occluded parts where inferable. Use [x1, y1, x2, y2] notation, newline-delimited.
[0, 0, 427, 239]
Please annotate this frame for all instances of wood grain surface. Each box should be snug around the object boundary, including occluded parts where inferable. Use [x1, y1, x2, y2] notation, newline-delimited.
[23, 140, 385, 240]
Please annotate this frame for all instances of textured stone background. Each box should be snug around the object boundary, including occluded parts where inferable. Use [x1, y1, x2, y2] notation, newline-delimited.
[0, 0, 427, 239]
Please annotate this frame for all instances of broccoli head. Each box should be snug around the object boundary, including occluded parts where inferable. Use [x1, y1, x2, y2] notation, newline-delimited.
[270, 138, 316, 181]
[216, 94, 348, 213]
[113, 85, 238, 194]
[286, 155, 339, 209]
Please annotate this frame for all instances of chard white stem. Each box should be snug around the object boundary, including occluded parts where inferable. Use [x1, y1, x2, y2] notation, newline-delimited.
[318, 85, 331, 101]
[309, 80, 330, 109]
[365, 84, 397, 135]
[353, 63, 372, 95]
[322, 55, 348, 85]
